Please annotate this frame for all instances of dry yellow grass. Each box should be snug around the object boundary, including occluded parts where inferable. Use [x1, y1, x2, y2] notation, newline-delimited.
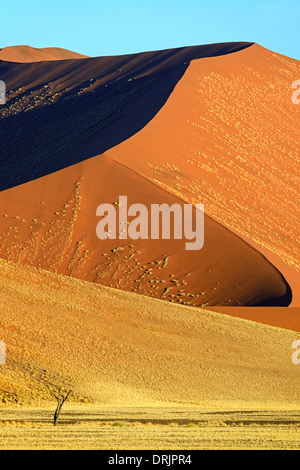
[0, 405, 300, 449]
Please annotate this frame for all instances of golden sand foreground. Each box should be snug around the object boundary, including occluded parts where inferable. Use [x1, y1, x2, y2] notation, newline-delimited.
[0, 257, 300, 449]
[0, 257, 300, 406]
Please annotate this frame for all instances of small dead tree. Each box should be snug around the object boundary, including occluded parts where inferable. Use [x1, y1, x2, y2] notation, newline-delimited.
[46, 385, 72, 426]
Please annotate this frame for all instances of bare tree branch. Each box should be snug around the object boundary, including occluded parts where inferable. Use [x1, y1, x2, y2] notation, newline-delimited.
[44, 384, 72, 425]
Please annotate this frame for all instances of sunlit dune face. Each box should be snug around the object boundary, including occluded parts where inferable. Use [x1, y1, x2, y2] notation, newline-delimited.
[106, 44, 300, 293]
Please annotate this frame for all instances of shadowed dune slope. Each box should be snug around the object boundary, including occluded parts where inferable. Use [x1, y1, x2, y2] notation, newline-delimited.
[0, 45, 89, 62]
[105, 44, 300, 304]
[0, 154, 291, 307]
[0, 258, 299, 406]
[0, 42, 252, 191]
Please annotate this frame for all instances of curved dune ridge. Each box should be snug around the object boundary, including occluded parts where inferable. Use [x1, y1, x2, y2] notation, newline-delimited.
[0, 154, 290, 307]
[0, 45, 89, 62]
[0, 42, 252, 190]
[0, 257, 299, 406]
[0, 42, 298, 311]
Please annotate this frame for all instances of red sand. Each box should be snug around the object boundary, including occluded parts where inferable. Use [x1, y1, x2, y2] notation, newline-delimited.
[0, 154, 289, 307]
[105, 44, 300, 305]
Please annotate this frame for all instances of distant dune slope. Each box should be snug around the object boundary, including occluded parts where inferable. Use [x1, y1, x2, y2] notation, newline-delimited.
[0, 155, 290, 307]
[0, 258, 299, 406]
[0, 45, 89, 62]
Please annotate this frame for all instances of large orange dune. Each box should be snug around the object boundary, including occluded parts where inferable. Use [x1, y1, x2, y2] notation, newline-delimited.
[0, 42, 298, 316]
[105, 44, 300, 304]
[206, 306, 300, 332]
[1, 42, 300, 452]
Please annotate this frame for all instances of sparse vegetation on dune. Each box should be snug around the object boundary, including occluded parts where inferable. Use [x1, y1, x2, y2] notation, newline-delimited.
[0, 257, 299, 409]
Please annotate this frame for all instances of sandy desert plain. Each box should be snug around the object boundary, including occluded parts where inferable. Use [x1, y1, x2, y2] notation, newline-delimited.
[0, 42, 299, 450]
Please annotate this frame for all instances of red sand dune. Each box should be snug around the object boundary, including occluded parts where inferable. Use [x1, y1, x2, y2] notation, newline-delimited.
[0, 42, 298, 315]
[0, 45, 89, 62]
[0, 154, 290, 307]
[105, 44, 300, 305]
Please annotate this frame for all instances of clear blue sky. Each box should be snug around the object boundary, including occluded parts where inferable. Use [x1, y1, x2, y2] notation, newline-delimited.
[1, 0, 299, 60]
